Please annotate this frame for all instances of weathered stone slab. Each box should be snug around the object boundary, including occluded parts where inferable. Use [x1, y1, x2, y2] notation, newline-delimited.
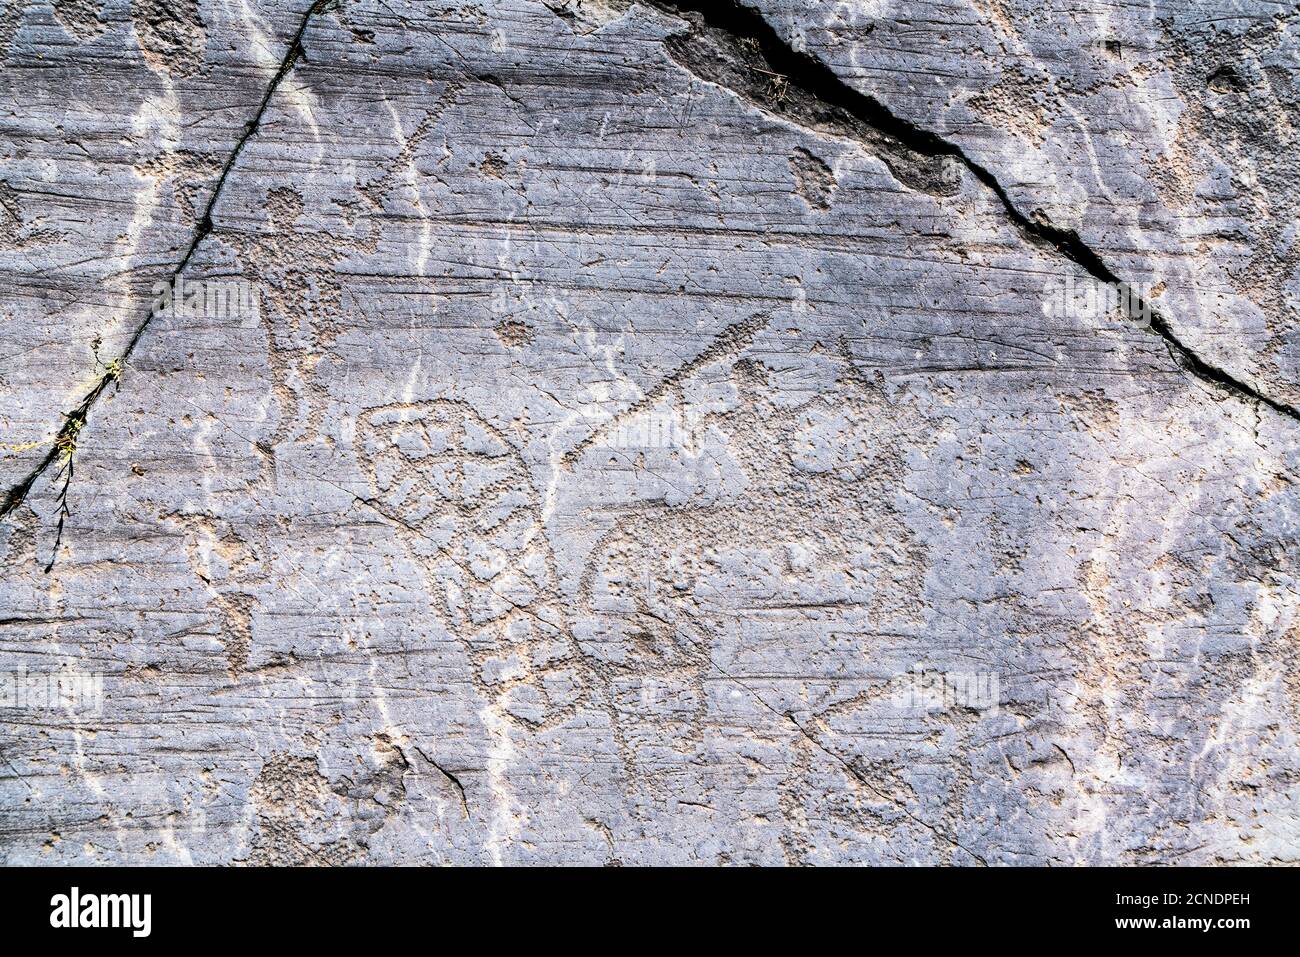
[0, 0, 1297, 865]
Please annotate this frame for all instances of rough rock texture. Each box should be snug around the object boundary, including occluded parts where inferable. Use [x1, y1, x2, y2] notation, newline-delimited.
[1, 0, 1298, 865]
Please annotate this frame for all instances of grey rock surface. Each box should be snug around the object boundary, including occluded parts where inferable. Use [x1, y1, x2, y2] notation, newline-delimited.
[0, 0, 1298, 865]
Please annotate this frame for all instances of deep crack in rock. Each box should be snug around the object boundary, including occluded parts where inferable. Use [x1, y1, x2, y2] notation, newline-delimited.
[646, 0, 1300, 424]
[0, 0, 331, 546]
